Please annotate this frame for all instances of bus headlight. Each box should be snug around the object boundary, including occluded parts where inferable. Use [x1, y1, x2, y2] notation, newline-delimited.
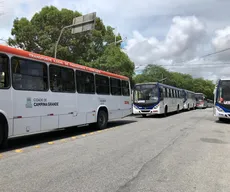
[153, 104, 159, 109]
[133, 105, 139, 109]
[216, 106, 224, 112]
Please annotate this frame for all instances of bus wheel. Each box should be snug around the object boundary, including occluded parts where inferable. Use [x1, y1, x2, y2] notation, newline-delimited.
[219, 118, 225, 122]
[96, 110, 108, 130]
[0, 127, 3, 148]
[142, 114, 147, 117]
[176, 105, 180, 113]
[187, 104, 190, 111]
[0, 122, 7, 149]
[164, 106, 168, 117]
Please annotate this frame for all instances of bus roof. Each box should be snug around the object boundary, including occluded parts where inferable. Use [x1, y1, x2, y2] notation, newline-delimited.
[218, 78, 230, 81]
[134, 82, 183, 90]
[0, 44, 129, 80]
[182, 89, 195, 94]
[195, 92, 204, 95]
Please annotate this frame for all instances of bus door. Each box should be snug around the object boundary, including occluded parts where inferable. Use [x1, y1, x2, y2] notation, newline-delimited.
[0, 54, 13, 136]
[121, 80, 132, 117]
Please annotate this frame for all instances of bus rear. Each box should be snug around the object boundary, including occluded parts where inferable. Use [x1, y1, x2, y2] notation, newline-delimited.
[214, 79, 230, 120]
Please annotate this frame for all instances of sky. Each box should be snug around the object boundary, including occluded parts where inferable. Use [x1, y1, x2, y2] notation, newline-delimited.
[1, 0, 230, 81]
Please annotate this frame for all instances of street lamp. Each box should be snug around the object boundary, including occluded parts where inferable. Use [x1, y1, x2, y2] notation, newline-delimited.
[54, 12, 96, 59]
[112, 27, 117, 45]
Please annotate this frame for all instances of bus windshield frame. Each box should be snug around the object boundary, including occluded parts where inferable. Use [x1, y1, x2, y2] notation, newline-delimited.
[133, 84, 159, 105]
[217, 80, 230, 105]
[195, 93, 205, 101]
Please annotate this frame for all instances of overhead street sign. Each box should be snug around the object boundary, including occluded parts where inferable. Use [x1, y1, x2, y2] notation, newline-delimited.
[71, 12, 96, 34]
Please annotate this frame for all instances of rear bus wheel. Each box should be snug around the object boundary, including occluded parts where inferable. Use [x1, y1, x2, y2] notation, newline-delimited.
[164, 106, 168, 117]
[96, 110, 108, 130]
[0, 122, 7, 149]
[0, 126, 3, 148]
[177, 105, 179, 113]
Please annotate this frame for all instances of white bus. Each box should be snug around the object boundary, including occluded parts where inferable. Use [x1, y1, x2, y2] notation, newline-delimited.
[132, 82, 184, 117]
[182, 89, 196, 110]
[213, 78, 230, 121]
[0, 45, 132, 148]
[195, 93, 208, 109]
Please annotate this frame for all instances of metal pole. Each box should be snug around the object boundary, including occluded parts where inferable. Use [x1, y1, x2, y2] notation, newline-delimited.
[54, 20, 95, 58]
[54, 26, 67, 59]
[114, 27, 116, 45]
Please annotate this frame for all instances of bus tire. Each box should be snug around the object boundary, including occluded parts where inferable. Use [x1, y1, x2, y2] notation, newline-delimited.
[0, 120, 8, 149]
[218, 117, 225, 122]
[96, 109, 108, 130]
[176, 105, 180, 113]
[187, 104, 190, 111]
[164, 106, 168, 117]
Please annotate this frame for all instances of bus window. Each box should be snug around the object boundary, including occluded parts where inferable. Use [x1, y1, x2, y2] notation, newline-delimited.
[95, 74, 110, 95]
[0, 54, 9, 89]
[49, 65, 75, 93]
[76, 70, 95, 94]
[122, 80, 130, 96]
[169, 89, 172, 97]
[110, 78, 121, 95]
[12, 57, 48, 91]
[164, 88, 167, 97]
[162, 87, 166, 97]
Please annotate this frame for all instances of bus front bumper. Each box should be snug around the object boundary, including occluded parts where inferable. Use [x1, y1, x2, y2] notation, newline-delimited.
[214, 107, 230, 119]
[133, 107, 159, 115]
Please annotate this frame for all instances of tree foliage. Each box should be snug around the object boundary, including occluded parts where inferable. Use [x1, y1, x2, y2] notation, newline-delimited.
[134, 64, 215, 99]
[87, 44, 134, 78]
[8, 6, 134, 78]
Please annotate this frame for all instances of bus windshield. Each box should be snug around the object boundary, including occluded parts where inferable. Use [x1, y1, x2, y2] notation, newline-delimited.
[196, 94, 204, 101]
[217, 80, 230, 104]
[133, 84, 159, 104]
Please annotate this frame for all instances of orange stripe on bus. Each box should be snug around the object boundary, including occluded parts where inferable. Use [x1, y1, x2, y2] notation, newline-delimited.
[0, 45, 129, 80]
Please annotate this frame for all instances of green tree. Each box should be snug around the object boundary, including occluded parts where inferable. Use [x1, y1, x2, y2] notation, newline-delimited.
[8, 6, 133, 78]
[87, 44, 134, 79]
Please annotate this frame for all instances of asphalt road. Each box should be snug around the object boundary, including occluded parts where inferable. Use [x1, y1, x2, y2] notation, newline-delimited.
[1, 108, 230, 192]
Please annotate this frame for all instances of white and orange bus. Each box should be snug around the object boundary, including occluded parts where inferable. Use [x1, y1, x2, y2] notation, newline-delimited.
[0, 45, 132, 148]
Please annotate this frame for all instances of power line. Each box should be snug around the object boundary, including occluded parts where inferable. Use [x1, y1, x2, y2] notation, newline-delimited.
[146, 47, 230, 67]
[136, 62, 230, 68]
[200, 47, 230, 58]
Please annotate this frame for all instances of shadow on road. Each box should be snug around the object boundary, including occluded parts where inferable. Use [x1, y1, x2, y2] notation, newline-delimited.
[1, 119, 136, 153]
[133, 109, 197, 119]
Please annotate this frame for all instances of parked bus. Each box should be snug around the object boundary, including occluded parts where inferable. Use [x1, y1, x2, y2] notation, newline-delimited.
[0, 45, 132, 148]
[195, 93, 208, 109]
[207, 99, 214, 108]
[132, 82, 184, 117]
[182, 89, 196, 110]
[213, 78, 230, 121]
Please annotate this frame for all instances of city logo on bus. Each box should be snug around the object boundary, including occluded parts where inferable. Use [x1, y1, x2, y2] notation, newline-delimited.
[25, 97, 59, 108]
[25, 97, 32, 108]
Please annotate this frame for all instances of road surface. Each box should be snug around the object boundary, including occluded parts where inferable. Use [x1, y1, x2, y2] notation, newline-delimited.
[1, 108, 230, 192]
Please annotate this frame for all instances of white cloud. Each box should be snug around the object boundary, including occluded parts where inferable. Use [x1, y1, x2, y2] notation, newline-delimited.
[126, 16, 206, 66]
[1, 0, 230, 80]
[212, 26, 230, 61]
